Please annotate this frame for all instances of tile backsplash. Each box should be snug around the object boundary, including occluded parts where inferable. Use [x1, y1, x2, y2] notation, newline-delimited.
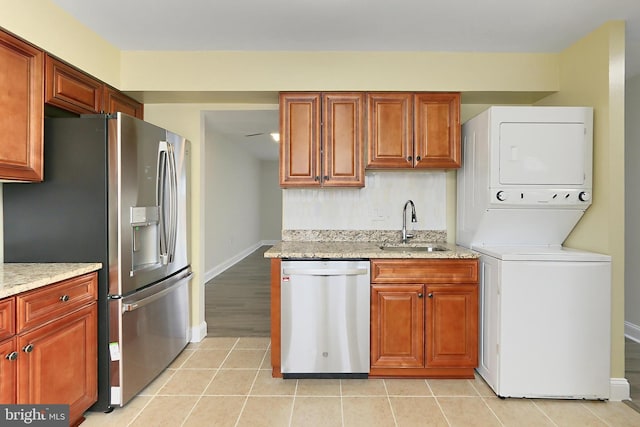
[282, 171, 446, 231]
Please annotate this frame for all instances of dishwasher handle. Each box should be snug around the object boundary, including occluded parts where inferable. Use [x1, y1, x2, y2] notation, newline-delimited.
[282, 268, 369, 276]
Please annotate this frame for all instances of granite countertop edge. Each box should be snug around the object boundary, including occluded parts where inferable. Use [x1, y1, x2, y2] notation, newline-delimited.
[0, 263, 103, 299]
[264, 241, 479, 259]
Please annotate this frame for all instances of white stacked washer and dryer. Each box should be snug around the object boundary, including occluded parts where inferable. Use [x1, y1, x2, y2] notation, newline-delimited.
[456, 106, 612, 399]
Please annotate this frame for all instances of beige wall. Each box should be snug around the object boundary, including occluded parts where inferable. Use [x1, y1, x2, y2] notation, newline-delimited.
[537, 21, 626, 379]
[0, 2, 628, 383]
[626, 74, 640, 333]
[0, 0, 121, 85]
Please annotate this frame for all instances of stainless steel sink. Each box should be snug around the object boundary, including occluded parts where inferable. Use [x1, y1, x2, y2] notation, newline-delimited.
[379, 245, 449, 252]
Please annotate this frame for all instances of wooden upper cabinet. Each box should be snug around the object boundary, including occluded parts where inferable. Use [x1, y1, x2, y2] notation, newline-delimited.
[280, 93, 321, 187]
[103, 86, 144, 119]
[0, 30, 44, 182]
[280, 92, 364, 188]
[45, 54, 144, 119]
[367, 92, 461, 169]
[414, 93, 461, 168]
[322, 93, 365, 187]
[366, 93, 413, 168]
[45, 55, 103, 114]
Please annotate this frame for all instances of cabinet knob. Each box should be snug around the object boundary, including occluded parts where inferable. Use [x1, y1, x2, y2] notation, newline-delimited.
[323, 176, 329, 181]
[314, 176, 320, 181]
[416, 155, 421, 161]
[22, 344, 34, 353]
[428, 293, 433, 298]
[407, 156, 412, 161]
[60, 295, 70, 302]
[5, 351, 18, 361]
[418, 293, 423, 298]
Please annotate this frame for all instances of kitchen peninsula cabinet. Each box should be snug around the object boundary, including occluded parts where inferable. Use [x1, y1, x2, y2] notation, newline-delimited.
[367, 92, 461, 169]
[279, 92, 365, 187]
[0, 29, 44, 182]
[0, 272, 98, 426]
[45, 54, 144, 118]
[370, 258, 478, 378]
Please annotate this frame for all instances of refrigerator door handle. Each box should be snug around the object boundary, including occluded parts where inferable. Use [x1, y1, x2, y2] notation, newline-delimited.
[157, 141, 170, 265]
[122, 271, 193, 312]
[167, 143, 178, 263]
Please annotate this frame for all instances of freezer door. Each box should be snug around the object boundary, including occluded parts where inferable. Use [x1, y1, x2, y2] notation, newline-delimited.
[109, 113, 190, 296]
[109, 268, 191, 406]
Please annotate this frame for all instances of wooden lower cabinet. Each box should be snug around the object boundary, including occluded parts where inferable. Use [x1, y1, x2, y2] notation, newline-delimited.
[0, 338, 17, 403]
[370, 259, 478, 378]
[370, 284, 424, 368]
[17, 303, 97, 424]
[0, 272, 98, 426]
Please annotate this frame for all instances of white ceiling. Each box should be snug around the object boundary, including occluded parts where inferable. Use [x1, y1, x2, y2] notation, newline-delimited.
[49, 0, 640, 160]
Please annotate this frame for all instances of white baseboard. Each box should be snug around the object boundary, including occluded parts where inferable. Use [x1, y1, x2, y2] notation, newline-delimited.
[610, 378, 630, 401]
[189, 321, 207, 343]
[625, 321, 640, 343]
[204, 240, 277, 283]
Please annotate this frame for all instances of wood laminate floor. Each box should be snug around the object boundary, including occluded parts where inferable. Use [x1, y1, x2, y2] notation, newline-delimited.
[205, 246, 272, 337]
[625, 338, 640, 412]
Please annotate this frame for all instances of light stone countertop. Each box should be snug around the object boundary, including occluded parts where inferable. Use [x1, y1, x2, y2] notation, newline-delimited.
[0, 263, 102, 299]
[264, 241, 479, 259]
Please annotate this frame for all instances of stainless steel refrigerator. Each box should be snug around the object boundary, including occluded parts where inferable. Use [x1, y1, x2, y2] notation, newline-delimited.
[3, 113, 191, 410]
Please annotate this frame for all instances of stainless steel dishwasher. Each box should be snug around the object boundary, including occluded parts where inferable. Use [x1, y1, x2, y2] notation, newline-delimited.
[280, 260, 370, 378]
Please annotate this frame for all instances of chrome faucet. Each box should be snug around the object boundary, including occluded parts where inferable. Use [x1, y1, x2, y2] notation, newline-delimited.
[402, 200, 417, 243]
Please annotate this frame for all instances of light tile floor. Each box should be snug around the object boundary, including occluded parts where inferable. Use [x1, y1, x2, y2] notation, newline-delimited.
[82, 337, 640, 427]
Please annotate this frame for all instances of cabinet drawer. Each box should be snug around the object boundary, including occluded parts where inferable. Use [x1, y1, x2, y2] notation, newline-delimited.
[0, 298, 16, 341]
[370, 259, 478, 284]
[17, 273, 98, 332]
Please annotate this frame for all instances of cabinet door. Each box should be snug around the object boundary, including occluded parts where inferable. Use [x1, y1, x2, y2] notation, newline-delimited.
[17, 303, 97, 425]
[0, 30, 43, 181]
[0, 338, 17, 404]
[414, 93, 461, 168]
[0, 298, 15, 341]
[45, 55, 103, 114]
[425, 284, 478, 368]
[322, 93, 365, 187]
[103, 86, 144, 119]
[366, 93, 413, 168]
[279, 93, 321, 187]
[371, 284, 424, 368]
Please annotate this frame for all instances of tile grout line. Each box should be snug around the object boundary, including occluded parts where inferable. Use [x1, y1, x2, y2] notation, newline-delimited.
[288, 379, 299, 427]
[580, 401, 615, 427]
[126, 361, 183, 427]
[530, 400, 560, 427]
[176, 339, 236, 427]
[227, 341, 272, 427]
[382, 379, 399, 427]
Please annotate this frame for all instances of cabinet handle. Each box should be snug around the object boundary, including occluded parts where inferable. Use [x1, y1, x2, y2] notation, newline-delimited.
[416, 155, 421, 161]
[5, 351, 18, 361]
[418, 293, 423, 298]
[60, 295, 70, 302]
[22, 344, 34, 353]
[428, 293, 433, 298]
